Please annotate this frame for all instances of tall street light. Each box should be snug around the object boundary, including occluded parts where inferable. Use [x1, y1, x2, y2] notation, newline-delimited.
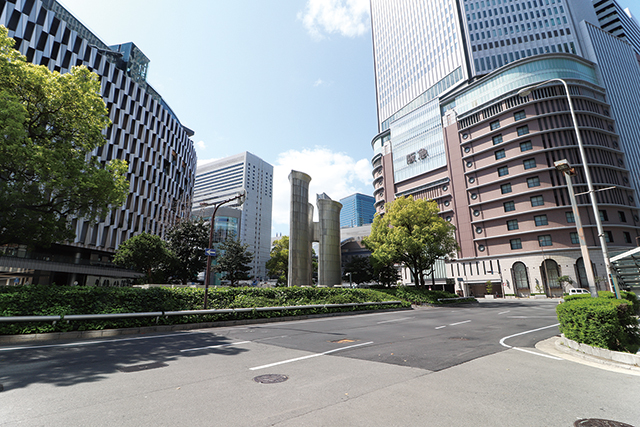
[201, 191, 246, 309]
[518, 78, 621, 298]
[554, 159, 598, 297]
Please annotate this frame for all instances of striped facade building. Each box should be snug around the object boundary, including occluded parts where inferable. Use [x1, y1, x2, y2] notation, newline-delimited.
[0, 0, 197, 286]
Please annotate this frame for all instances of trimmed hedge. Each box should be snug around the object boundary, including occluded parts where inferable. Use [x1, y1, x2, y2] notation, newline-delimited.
[556, 294, 640, 353]
[377, 287, 473, 305]
[0, 285, 409, 335]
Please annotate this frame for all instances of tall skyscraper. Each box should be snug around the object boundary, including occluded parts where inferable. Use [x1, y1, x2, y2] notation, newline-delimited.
[593, 0, 640, 53]
[0, 0, 197, 286]
[339, 193, 376, 228]
[369, 0, 640, 295]
[193, 152, 273, 280]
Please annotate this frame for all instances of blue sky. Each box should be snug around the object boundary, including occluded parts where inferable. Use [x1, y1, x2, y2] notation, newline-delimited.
[58, 0, 640, 236]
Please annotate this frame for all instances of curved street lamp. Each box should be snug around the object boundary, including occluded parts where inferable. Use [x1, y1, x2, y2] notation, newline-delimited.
[201, 191, 246, 308]
[518, 78, 620, 298]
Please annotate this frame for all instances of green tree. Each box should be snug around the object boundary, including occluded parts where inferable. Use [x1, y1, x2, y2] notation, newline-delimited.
[0, 27, 128, 248]
[166, 219, 210, 285]
[374, 262, 400, 287]
[343, 256, 374, 285]
[364, 197, 458, 288]
[113, 233, 170, 284]
[266, 236, 288, 285]
[214, 238, 254, 286]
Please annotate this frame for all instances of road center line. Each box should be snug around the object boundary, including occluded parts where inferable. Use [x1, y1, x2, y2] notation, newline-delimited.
[498, 310, 510, 315]
[449, 320, 471, 326]
[435, 325, 447, 329]
[499, 323, 563, 360]
[377, 317, 414, 324]
[181, 341, 250, 352]
[249, 341, 374, 371]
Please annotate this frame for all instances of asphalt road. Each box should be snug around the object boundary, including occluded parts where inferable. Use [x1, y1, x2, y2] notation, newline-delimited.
[1, 299, 638, 426]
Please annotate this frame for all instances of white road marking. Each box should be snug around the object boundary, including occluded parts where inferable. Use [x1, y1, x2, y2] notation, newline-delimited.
[181, 341, 250, 352]
[498, 310, 510, 315]
[0, 330, 209, 352]
[449, 320, 471, 326]
[435, 326, 447, 329]
[499, 323, 563, 360]
[377, 317, 414, 324]
[250, 341, 374, 371]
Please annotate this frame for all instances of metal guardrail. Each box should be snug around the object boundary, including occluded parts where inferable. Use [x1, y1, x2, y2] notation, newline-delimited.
[0, 301, 404, 323]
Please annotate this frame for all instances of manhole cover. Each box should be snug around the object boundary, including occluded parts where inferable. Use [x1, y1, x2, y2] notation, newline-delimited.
[118, 362, 168, 373]
[253, 374, 288, 384]
[574, 419, 635, 427]
[330, 339, 356, 343]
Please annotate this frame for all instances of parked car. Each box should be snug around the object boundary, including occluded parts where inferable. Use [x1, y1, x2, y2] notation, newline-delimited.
[568, 288, 590, 295]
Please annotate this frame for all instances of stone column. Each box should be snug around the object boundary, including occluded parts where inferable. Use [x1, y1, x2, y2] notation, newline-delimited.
[288, 171, 312, 286]
[316, 195, 342, 287]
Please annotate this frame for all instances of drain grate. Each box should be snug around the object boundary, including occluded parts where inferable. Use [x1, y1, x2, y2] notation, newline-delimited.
[574, 419, 635, 427]
[253, 374, 288, 384]
[118, 362, 168, 373]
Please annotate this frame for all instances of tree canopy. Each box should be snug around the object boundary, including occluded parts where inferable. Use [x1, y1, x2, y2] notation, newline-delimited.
[343, 256, 374, 285]
[113, 232, 171, 284]
[364, 197, 458, 288]
[266, 235, 288, 285]
[0, 26, 128, 247]
[166, 219, 210, 285]
[214, 238, 254, 286]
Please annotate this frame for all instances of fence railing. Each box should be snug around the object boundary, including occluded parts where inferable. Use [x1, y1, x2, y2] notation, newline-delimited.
[0, 301, 404, 323]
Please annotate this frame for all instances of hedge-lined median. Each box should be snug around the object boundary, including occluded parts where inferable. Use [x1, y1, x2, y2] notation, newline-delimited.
[0, 285, 421, 335]
[556, 291, 640, 353]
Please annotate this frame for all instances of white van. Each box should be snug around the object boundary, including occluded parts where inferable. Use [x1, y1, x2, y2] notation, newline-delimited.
[568, 288, 590, 295]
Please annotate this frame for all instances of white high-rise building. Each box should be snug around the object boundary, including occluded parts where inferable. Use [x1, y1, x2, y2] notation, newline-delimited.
[193, 152, 273, 280]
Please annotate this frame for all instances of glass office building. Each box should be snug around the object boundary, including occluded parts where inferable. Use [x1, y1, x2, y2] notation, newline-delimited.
[339, 194, 376, 228]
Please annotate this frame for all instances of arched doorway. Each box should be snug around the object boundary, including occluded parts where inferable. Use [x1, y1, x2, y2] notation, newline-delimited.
[540, 259, 562, 297]
[575, 258, 598, 290]
[511, 262, 530, 297]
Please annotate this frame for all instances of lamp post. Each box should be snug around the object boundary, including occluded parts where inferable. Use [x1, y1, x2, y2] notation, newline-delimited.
[518, 79, 620, 298]
[554, 159, 598, 297]
[201, 191, 246, 309]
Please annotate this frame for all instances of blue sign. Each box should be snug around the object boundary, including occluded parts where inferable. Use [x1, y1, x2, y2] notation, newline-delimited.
[205, 248, 217, 256]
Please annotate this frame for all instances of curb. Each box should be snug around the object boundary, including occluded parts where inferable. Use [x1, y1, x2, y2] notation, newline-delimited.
[555, 335, 640, 369]
[0, 307, 410, 345]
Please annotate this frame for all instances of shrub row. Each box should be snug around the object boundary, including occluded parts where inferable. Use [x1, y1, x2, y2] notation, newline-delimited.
[377, 287, 472, 305]
[556, 291, 640, 353]
[0, 285, 413, 335]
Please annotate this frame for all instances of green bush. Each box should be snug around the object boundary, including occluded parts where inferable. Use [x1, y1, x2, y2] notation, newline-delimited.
[376, 286, 473, 305]
[556, 296, 640, 353]
[0, 285, 409, 335]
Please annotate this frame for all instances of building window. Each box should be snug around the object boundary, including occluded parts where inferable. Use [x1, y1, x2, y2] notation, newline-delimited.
[624, 232, 632, 243]
[523, 158, 536, 169]
[520, 141, 533, 151]
[538, 235, 552, 246]
[478, 245, 486, 252]
[534, 214, 548, 226]
[517, 125, 530, 136]
[501, 183, 512, 194]
[530, 195, 544, 206]
[599, 210, 608, 221]
[473, 210, 481, 217]
[490, 120, 501, 130]
[605, 230, 613, 243]
[493, 134, 504, 145]
[566, 211, 575, 223]
[495, 149, 506, 160]
[504, 201, 516, 212]
[498, 166, 509, 176]
[510, 238, 522, 249]
[507, 219, 519, 230]
[527, 176, 540, 187]
[570, 232, 580, 244]
[618, 211, 627, 222]
[514, 110, 526, 121]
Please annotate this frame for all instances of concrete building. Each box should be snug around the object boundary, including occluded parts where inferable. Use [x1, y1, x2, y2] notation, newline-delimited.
[369, 0, 640, 295]
[339, 193, 376, 228]
[192, 152, 273, 280]
[593, 0, 640, 54]
[0, 0, 197, 286]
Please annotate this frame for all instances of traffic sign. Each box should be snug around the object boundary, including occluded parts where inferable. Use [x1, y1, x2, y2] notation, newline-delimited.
[205, 248, 217, 256]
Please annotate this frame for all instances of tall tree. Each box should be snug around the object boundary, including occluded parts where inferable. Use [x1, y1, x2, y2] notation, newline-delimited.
[0, 27, 128, 247]
[166, 219, 209, 285]
[266, 235, 289, 285]
[343, 256, 374, 285]
[373, 261, 400, 287]
[113, 233, 170, 284]
[364, 197, 458, 288]
[214, 238, 254, 286]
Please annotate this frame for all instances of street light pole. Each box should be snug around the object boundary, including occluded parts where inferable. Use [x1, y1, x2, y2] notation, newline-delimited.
[554, 160, 598, 297]
[519, 79, 620, 298]
[202, 191, 246, 309]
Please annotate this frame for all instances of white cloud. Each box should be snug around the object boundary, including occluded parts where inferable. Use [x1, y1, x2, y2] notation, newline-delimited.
[271, 147, 372, 235]
[196, 140, 206, 149]
[298, 0, 370, 40]
[313, 78, 324, 87]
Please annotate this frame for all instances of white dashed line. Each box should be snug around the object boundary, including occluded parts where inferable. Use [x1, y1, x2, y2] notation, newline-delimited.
[449, 320, 471, 326]
[377, 317, 414, 324]
[181, 341, 251, 352]
[435, 325, 447, 329]
[498, 310, 510, 315]
[250, 341, 374, 371]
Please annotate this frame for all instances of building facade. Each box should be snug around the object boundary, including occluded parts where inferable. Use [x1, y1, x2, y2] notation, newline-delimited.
[339, 193, 376, 228]
[593, 0, 640, 53]
[0, 0, 197, 286]
[192, 152, 273, 280]
[369, 0, 640, 295]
